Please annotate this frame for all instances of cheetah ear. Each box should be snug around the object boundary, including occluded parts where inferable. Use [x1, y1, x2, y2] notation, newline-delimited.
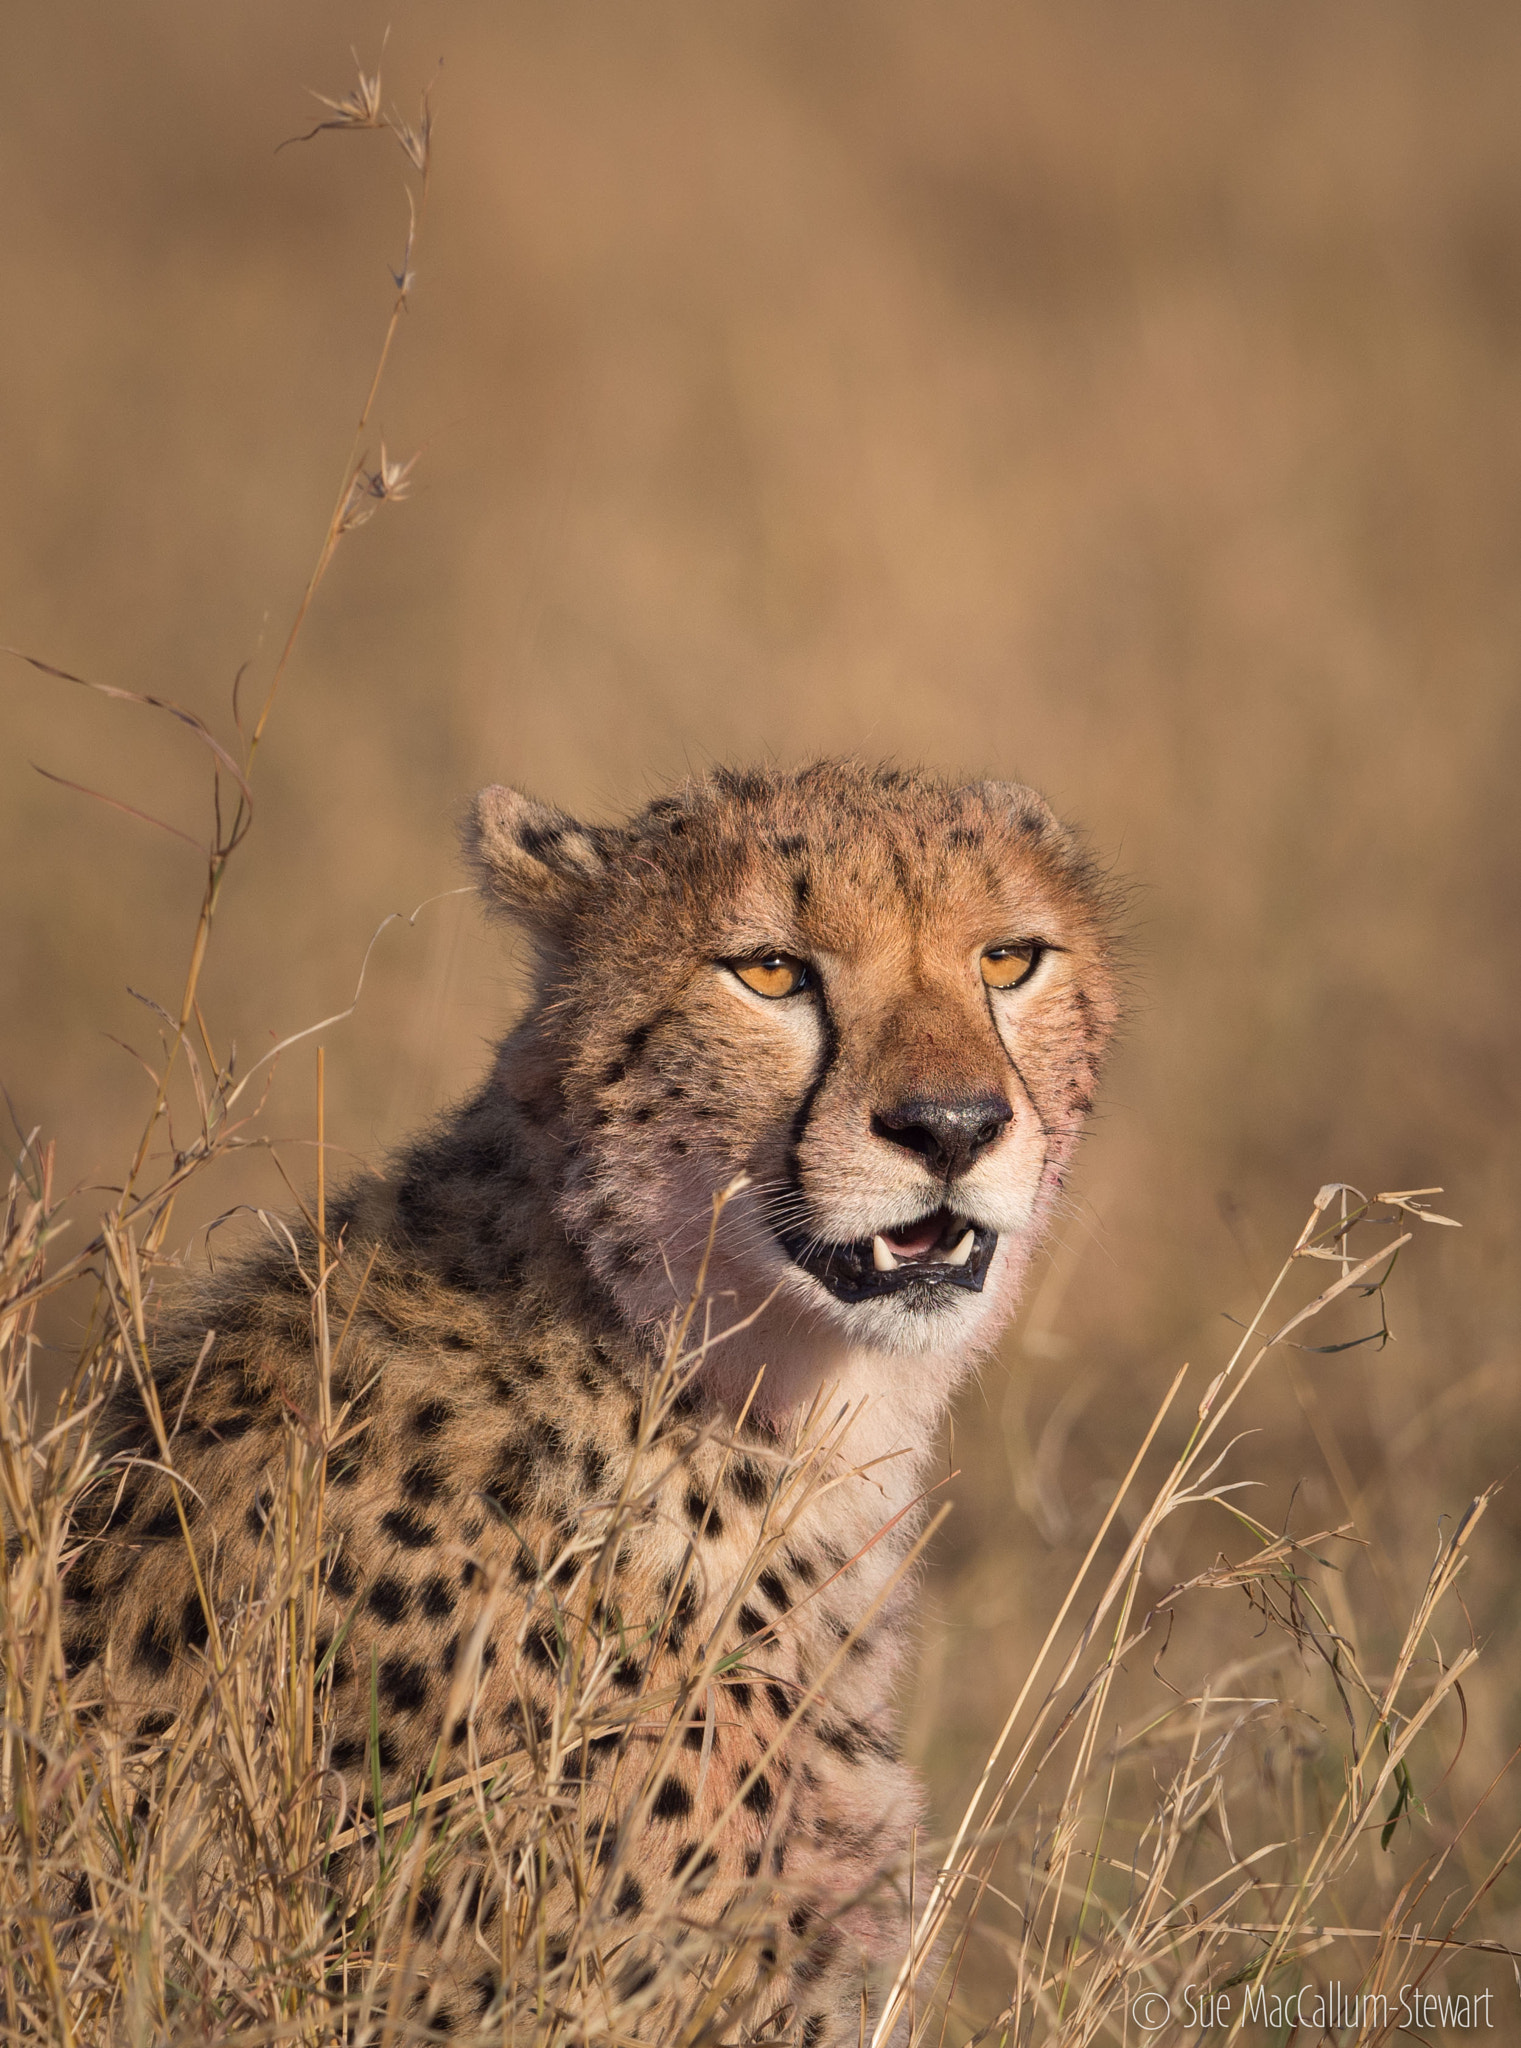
[973, 780, 1062, 840]
[462, 785, 610, 925]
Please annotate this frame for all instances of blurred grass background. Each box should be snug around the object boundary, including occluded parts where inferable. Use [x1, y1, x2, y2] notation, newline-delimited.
[3, 0, 1519, 1990]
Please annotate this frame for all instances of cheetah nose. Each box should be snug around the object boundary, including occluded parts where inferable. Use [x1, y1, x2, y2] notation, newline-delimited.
[870, 1093, 1014, 1180]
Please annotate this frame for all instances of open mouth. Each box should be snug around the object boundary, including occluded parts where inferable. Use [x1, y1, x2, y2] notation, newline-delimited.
[778, 1207, 998, 1304]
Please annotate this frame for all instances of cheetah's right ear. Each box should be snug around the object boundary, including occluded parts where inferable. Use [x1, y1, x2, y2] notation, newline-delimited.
[462, 785, 610, 927]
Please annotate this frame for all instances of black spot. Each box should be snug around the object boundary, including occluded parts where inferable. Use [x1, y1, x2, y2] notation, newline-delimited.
[380, 1506, 436, 1551]
[524, 1626, 559, 1671]
[330, 1734, 364, 1772]
[482, 1441, 533, 1519]
[820, 1722, 862, 1764]
[681, 1721, 708, 1751]
[442, 1331, 473, 1352]
[411, 1398, 452, 1436]
[512, 1548, 539, 1587]
[211, 1410, 258, 1440]
[244, 1498, 269, 1542]
[618, 1961, 657, 1999]
[413, 1880, 443, 1935]
[580, 1441, 609, 1493]
[772, 1841, 787, 1876]
[552, 1555, 578, 1588]
[729, 1459, 768, 1506]
[743, 1847, 762, 1877]
[684, 1486, 723, 1539]
[757, 1569, 789, 1613]
[672, 1842, 718, 1884]
[141, 1497, 184, 1541]
[380, 1657, 430, 1714]
[766, 1682, 792, 1722]
[133, 1615, 175, 1676]
[614, 1874, 644, 1915]
[651, 1775, 693, 1821]
[69, 1872, 92, 1917]
[736, 1604, 767, 1641]
[462, 1560, 479, 1588]
[402, 1461, 445, 1504]
[796, 1927, 841, 1985]
[328, 1443, 365, 1487]
[134, 1709, 175, 1740]
[323, 1548, 356, 1597]
[474, 1968, 503, 2017]
[789, 1905, 813, 1938]
[742, 1771, 773, 1817]
[421, 1573, 456, 1620]
[368, 1576, 410, 1625]
[631, 1103, 654, 1125]
[728, 1680, 752, 1713]
[180, 1591, 210, 1653]
[802, 2017, 826, 2047]
[784, 1548, 818, 1585]
[62, 1625, 105, 1676]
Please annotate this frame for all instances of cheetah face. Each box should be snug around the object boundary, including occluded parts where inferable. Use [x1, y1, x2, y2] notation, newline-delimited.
[466, 764, 1120, 1400]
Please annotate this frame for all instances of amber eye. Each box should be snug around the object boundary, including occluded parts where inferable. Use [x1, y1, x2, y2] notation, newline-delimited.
[732, 953, 811, 999]
[980, 942, 1043, 990]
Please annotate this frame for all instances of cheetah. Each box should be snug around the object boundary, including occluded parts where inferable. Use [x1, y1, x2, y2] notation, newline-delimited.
[59, 762, 1119, 2040]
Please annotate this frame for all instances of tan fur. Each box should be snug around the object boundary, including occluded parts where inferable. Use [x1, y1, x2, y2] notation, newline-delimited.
[62, 762, 1119, 2041]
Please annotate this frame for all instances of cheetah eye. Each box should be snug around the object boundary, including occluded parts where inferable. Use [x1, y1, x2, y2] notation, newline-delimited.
[980, 941, 1044, 990]
[730, 953, 811, 999]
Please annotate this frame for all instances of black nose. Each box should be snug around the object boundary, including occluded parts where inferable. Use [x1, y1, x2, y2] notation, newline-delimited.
[871, 1093, 1014, 1180]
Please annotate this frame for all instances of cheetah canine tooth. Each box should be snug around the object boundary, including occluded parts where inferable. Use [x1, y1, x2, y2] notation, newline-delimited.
[945, 1230, 976, 1267]
[872, 1235, 900, 1272]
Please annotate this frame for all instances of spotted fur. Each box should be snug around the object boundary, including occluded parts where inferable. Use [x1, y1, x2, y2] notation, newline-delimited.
[62, 762, 1119, 2040]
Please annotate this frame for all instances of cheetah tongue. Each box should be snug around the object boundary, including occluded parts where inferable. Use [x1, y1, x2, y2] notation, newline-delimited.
[880, 1216, 946, 1259]
[872, 1209, 979, 1271]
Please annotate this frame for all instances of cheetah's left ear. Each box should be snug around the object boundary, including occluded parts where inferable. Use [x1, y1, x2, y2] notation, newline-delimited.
[462, 785, 610, 927]
[972, 780, 1062, 840]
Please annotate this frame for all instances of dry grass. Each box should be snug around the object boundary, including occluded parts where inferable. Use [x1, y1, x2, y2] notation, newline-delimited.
[4, 14, 1521, 2042]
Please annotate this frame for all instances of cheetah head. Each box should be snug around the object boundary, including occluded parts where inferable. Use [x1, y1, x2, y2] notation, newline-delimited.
[465, 763, 1120, 1416]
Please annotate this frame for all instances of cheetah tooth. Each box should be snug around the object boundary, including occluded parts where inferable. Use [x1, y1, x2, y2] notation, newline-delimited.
[945, 1230, 976, 1266]
[872, 1235, 900, 1272]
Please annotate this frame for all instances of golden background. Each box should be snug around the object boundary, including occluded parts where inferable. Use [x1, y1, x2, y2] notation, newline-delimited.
[3, 0, 1519, 1987]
